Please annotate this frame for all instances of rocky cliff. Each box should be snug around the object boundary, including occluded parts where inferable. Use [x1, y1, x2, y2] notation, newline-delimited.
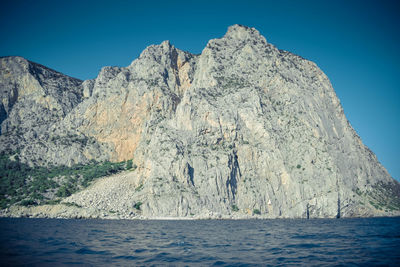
[1, 25, 399, 219]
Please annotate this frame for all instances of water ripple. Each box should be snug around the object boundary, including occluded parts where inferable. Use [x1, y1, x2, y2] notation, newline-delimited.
[0, 217, 399, 266]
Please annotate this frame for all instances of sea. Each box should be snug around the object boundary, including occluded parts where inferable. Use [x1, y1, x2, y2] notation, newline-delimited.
[0, 217, 399, 266]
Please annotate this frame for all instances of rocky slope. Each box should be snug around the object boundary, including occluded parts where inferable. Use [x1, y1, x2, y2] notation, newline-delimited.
[0, 56, 108, 166]
[1, 25, 399, 219]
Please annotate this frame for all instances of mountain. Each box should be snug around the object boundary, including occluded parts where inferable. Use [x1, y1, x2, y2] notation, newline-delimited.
[1, 25, 399, 219]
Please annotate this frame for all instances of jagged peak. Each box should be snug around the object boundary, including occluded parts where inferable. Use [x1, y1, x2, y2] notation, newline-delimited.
[96, 65, 123, 81]
[130, 40, 194, 69]
[0, 56, 30, 69]
[138, 40, 175, 58]
[0, 55, 27, 62]
[223, 24, 267, 43]
[160, 40, 172, 48]
[0, 56, 82, 82]
[202, 24, 268, 53]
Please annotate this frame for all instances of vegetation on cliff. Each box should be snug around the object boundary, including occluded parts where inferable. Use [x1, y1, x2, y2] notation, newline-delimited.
[0, 151, 133, 209]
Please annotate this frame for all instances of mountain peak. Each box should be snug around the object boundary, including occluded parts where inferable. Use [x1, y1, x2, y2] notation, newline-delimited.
[224, 24, 266, 42]
[160, 40, 172, 48]
[1, 25, 399, 219]
[137, 40, 175, 60]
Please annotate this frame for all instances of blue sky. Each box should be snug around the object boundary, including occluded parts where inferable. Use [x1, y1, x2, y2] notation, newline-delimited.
[1, 0, 399, 181]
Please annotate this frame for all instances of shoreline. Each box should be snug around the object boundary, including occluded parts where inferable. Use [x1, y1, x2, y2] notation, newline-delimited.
[1, 204, 398, 221]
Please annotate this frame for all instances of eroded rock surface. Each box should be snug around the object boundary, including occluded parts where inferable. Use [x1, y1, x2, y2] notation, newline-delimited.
[1, 25, 399, 218]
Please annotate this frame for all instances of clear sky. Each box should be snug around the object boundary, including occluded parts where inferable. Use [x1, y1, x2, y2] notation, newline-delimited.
[1, 0, 399, 181]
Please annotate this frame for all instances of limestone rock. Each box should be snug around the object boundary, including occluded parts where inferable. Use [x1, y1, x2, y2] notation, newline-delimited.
[1, 25, 399, 218]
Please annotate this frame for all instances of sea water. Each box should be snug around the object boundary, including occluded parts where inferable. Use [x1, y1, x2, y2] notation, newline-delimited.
[0, 217, 399, 266]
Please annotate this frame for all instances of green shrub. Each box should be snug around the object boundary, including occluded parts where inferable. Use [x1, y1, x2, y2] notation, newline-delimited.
[126, 159, 133, 170]
[232, 205, 239, 212]
[135, 184, 144, 192]
[253, 209, 261, 215]
[134, 201, 142, 210]
[56, 185, 72, 198]
[20, 199, 37, 206]
[45, 199, 61, 205]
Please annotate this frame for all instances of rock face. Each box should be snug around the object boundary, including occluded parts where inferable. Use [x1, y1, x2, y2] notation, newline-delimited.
[0, 56, 108, 166]
[1, 25, 399, 219]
